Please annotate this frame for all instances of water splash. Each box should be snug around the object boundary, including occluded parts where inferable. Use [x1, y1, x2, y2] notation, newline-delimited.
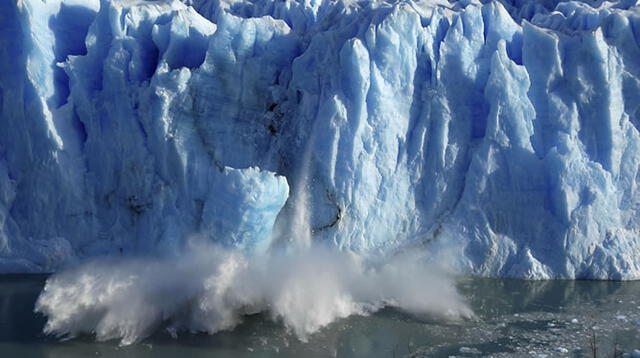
[35, 240, 472, 346]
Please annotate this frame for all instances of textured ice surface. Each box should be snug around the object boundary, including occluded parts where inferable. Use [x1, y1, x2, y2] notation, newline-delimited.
[2, 0, 640, 278]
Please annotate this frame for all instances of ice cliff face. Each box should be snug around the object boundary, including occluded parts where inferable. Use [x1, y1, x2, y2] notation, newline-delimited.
[2, 0, 640, 279]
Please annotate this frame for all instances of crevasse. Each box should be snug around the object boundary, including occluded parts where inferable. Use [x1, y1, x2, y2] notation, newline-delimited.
[2, 0, 640, 279]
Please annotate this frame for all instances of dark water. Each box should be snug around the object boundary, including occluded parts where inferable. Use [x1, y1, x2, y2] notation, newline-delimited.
[1, 275, 639, 357]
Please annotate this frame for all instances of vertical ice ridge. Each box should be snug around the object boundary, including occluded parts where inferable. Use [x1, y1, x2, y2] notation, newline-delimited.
[2, 0, 640, 278]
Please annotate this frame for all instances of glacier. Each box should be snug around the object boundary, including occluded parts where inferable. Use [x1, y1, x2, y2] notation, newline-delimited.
[2, 0, 640, 279]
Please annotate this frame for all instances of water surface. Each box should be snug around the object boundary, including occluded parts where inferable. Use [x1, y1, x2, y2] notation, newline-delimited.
[1, 275, 639, 357]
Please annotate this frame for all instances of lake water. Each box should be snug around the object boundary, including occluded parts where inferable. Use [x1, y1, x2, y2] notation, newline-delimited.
[1, 275, 639, 357]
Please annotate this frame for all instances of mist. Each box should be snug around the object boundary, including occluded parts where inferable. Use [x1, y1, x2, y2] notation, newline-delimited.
[35, 240, 472, 346]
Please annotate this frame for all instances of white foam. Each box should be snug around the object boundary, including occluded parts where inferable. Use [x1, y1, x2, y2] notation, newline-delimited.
[35, 240, 472, 345]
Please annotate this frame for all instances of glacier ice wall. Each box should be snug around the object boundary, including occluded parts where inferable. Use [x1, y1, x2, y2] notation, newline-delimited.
[2, 0, 640, 279]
